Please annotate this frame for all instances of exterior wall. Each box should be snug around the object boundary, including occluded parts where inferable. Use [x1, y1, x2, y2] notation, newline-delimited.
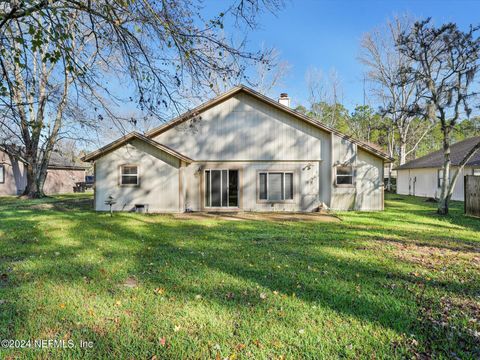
[153, 92, 342, 210]
[329, 137, 384, 211]
[94, 139, 181, 212]
[183, 161, 320, 212]
[44, 168, 85, 195]
[153, 93, 329, 162]
[396, 166, 478, 201]
[355, 149, 384, 210]
[0, 150, 27, 195]
[92, 92, 386, 212]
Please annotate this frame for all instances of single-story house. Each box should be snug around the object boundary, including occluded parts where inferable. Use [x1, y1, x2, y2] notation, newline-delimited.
[396, 136, 480, 201]
[0, 145, 88, 196]
[83, 85, 393, 212]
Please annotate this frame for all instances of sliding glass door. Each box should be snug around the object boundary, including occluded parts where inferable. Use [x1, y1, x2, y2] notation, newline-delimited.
[205, 170, 239, 208]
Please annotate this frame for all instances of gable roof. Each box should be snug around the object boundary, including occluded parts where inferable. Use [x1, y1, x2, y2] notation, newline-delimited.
[145, 85, 393, 162]
[396, 136, 480, 170]
[82, 132, 193, 163]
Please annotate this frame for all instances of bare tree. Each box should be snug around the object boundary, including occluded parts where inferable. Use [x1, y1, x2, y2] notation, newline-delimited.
[0, 0, 282, 197]
[305, 67, 345, 128]
[360, 15, 433, 168]
[254, 47, 291, 96]
[206, 46, 290, 97]
[397, 19, 480, 215]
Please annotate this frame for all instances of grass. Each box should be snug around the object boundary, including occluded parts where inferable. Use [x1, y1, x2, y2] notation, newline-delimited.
[0, 193, 479, 359]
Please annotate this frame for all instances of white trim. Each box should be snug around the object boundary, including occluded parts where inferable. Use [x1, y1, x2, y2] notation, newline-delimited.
[120, 164, 140, 186]
[334, 164, 354, 187]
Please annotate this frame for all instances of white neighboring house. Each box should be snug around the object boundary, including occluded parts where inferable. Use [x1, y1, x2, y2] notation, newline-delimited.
[83, 86, 393, 212]
[396, 136, 480, 201]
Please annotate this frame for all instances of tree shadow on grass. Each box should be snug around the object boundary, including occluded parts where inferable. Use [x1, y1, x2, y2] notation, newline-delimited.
[0, 194, 479, 358]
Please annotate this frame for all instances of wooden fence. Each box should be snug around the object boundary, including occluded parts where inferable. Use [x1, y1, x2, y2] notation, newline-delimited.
[465, 175, 480, 217]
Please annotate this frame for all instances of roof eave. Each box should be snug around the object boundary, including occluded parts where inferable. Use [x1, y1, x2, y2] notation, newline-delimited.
[81, 132, 193, 163]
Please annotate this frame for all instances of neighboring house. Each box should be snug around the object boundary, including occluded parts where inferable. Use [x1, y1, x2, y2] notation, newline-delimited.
[0, 146, 88, 196]
[396, 136, 480, 201]
[83, 85, 393, 213]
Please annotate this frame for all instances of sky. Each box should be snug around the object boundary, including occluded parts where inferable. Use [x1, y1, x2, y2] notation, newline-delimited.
[220, 0, 480, 111]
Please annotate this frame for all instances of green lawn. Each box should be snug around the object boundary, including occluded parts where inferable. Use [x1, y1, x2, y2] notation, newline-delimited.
[0, 194, 479, 359]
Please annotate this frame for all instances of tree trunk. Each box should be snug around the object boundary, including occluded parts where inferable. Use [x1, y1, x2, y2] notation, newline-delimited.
[23, 164, 46, 198]
[437, 128, 452, 215]
[399, 137, 407, 165]
[22, 153, 49, 198]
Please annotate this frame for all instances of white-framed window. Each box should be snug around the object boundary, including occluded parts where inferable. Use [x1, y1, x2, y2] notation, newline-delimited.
[473, 168, 480, 176]
[204, 169, 239, 207]
[335, 165, 354, 186]
[121, 165, 139, 186]
[0, 164, 4, 184]
[258, 171, 293, 201]
[438, 169, 444, 188]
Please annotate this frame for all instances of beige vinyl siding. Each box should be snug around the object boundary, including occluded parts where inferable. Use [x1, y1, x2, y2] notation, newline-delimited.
[355, 149, 383, 210]
[153, 92, 334, 209]
[94, 139, 181, 212]
[182, 161, 320, 212]
[329, 136, 384, 211]
[330, 134, 356, 210]
[153, 93, 327, 162]
[91, 91, 386, 212]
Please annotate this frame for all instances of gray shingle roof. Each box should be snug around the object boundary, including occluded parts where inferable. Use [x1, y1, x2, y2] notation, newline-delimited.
[396, 136, 480, 170]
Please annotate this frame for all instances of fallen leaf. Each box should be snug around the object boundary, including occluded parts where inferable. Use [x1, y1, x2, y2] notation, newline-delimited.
[154, 288, 165, 295]
[159, 337, 166, 347]
[59, 303, 66, 309]
[252, 339, 262, 348]
[235, 343, 246, 351]
[115, 300, 122, 306]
